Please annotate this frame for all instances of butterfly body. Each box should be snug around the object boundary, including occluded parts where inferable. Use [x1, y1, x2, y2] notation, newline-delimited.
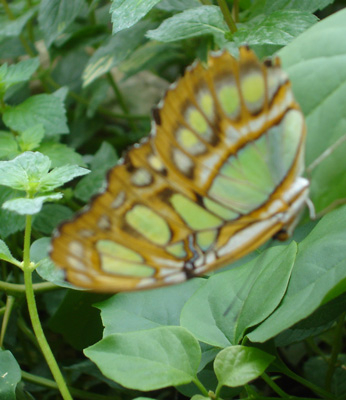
[50, 47, 309, 291]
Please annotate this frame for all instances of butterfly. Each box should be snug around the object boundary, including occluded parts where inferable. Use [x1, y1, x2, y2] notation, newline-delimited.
[50, 46, 309, 292]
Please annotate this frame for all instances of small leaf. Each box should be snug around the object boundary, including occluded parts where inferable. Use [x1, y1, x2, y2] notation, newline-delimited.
[17, 124, 45, 151]
[0, 152, 51, 192]
[0, 131, 19, 159]
[110, 0, 161, 34]
[214, 346, 274, 387]
[32, 237, 80, 289]
[0, 349, 21, 400]
[85, 326, 201, 390]
[38, 142, 85, 168]
[3, 193, 63, 215]
[82, 20, 154, 86]
[146, 6, 227, 43]
[233, 11, 318, 46]
[75, 142, 117, 202]
[0, 7, 37, 39]
[0, 152, 89, 194]
[39, 164, 89, 192]
[3, 93, 69, 136]
[38, 0, 85, 47]
[0, 57, 39, 95]
[0, 239, 20, 266]
[249, 0, 334, 16]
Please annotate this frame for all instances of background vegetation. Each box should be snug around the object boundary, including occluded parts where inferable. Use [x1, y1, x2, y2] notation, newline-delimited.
[0, 0, 345, 399]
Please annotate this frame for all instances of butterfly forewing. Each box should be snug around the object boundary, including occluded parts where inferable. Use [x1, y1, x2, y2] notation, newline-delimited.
[50, 47, 309, 292]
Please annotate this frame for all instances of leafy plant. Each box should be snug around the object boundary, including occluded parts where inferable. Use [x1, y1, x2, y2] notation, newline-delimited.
[0, 1, 345, 399]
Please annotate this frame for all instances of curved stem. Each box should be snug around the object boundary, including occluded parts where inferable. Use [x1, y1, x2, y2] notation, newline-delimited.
[23, 215, 73, 400]
[261, 372, 289, 398]
[217, 0, 237, 33]
[0, 280, 59, 295]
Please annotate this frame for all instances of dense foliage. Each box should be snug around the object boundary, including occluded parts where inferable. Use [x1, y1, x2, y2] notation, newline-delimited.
[0, 1, 345, 399]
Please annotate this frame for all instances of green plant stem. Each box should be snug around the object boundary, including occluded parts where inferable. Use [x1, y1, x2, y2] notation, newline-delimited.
[0, 295, 15, 347]
[0, 280, 59, 295]
[325, 312, 345, 391]
[23, 215, 73, 400]
[232, 0, 239, 22]
[106, 72, 137, 131]
[193, 377, 209, 397]
[200, 0, 213, 5]
[0, 0, 14, 18]
[261, 372, 289, 398]
[217, 0, 237, 33]
[22, 371, 119, 400]
[283, 367, 336, 400]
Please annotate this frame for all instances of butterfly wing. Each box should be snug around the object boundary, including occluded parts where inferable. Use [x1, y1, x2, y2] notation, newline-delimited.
[50, 47, 309, 292]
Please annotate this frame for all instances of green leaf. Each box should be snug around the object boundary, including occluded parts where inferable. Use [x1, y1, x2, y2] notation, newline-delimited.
[48, 291, 105, 350]
[248, 205, 346, 342]
[0, 131, 19, 159]
[85, 326, 201, 390]
[275, 292, 346, 346]
[0, 152, 88, 194]
[97, 278, 204, 337]
[38, 0, 85, 47]
[0, 187, 25, 238]
[3, 94, 69, 136]
[180, 244, 296, 347]
[249, 0, 334, 16]
[0, 349, 21, 400]
[110, 0, 161, 34]
[17, 124, 45, 151]
[0, 239, 20, 267]
[75, 142, 117, 202]
[39, 164, 89, 192]
[0, 57, 39, 95]
[214, 346, 275, 387]
[0, 7, 37, 40]
[146, 6, 227, 43]
[32, 203, 73, 234]
[279, 8, 346, 212]
[38, 142, 85, 168]
[233, 11, 318, 46]
[156, 0, 201, 12]
[32, 237, 79, 289]
[83, 21, 153, 87]
[3, 193, 63, 215]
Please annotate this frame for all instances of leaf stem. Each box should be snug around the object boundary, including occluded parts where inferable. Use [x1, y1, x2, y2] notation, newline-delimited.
[232, 0, 239, 22]
[325, 312, 345, 391]
[0, 295, 15, 347]
[0, 280, 59, 295]
[261, 372, 289, 398]
[22, 370, 119, 400]
[23, 215, 73, 400]
[193, 377, 210, 396]
[217, 0, 237, 33]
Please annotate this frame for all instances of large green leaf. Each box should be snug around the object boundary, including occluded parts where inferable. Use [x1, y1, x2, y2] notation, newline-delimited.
[85, 326, 201, 390]
[248, 205, 346, 342]
[0, 349, 21, 400]
[97, 278, 204, 337]
[181, 244, 296, 347]
[279, 8, 346, 212]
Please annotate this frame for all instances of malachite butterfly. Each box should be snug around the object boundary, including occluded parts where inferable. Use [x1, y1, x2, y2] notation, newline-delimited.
[50, 46, 309, 292]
